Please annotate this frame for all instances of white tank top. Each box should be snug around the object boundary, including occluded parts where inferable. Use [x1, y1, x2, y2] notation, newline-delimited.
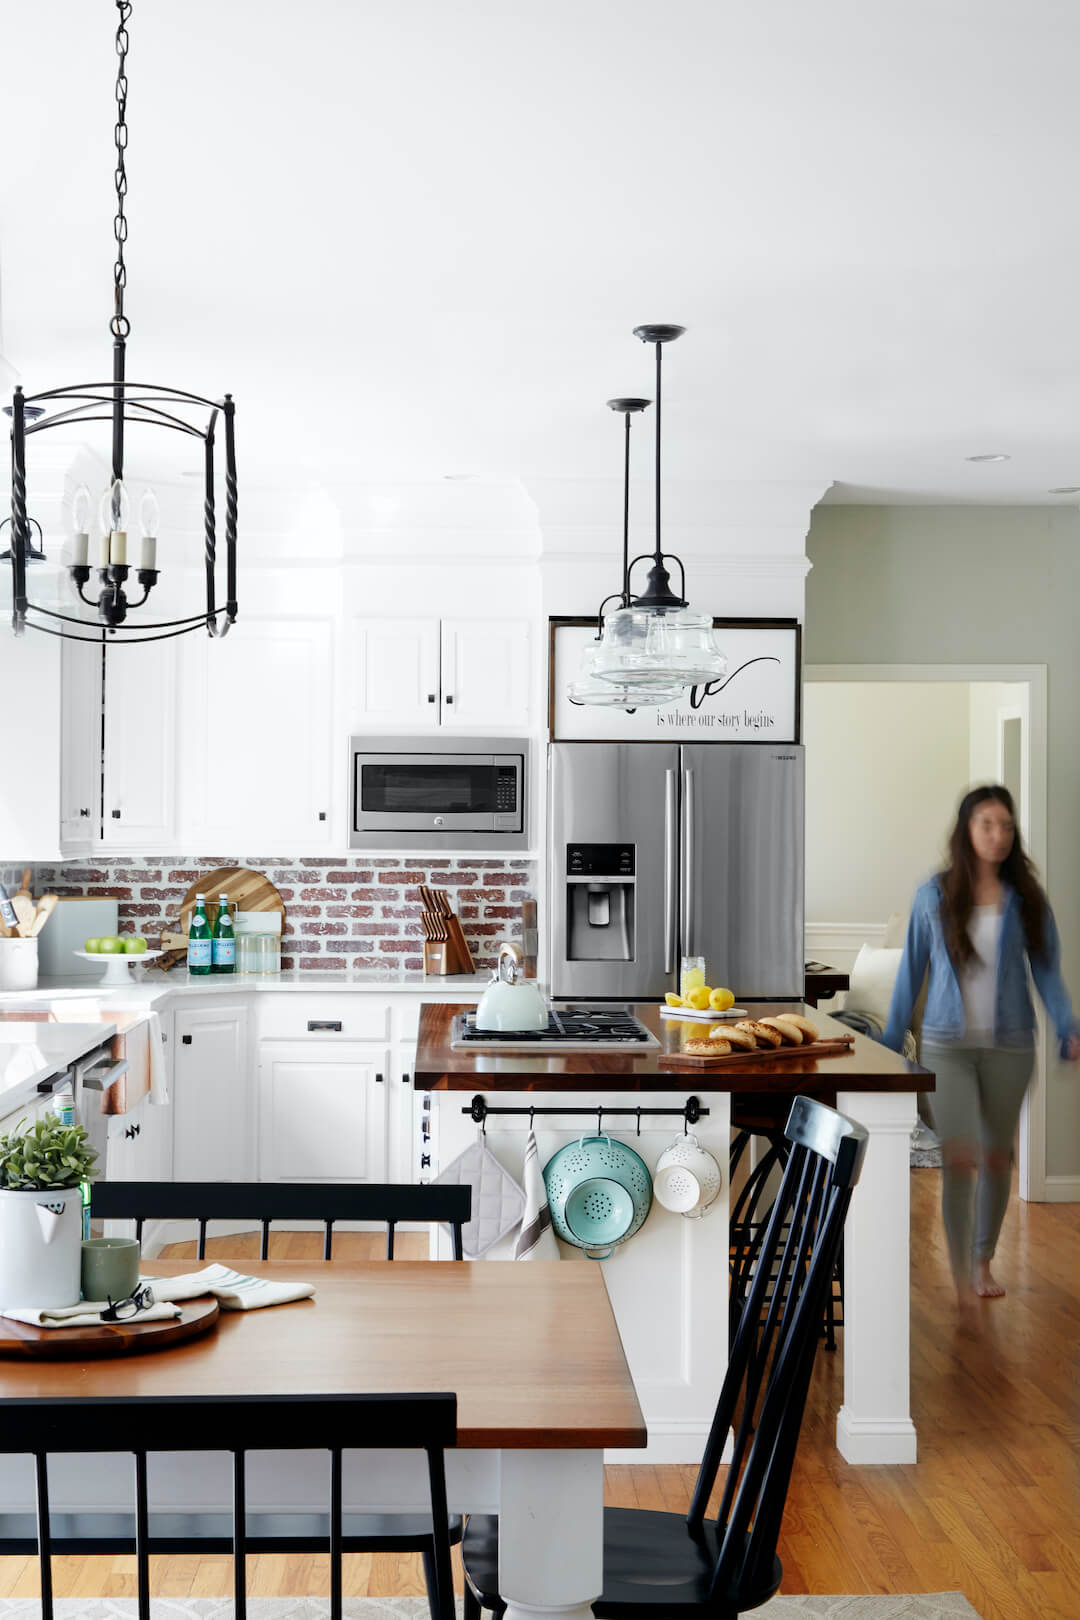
[960, 905, 1002, 1044]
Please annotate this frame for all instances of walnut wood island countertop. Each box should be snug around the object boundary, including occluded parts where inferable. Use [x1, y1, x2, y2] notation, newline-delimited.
[414, 1002, 934, 1094]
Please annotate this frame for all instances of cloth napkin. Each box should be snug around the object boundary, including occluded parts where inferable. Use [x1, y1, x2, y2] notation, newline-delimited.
[142, 1262, 315, 1310]
[146, 1009, 170, 1105]
[513, 1130, 560, 1260]
[1, 1301, 181, 1329]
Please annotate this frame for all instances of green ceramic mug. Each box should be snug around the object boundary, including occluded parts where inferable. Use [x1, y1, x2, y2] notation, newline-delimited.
[81, 1237, 140, 1304]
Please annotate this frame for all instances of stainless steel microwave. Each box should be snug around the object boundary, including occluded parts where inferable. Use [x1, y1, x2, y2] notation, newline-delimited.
[349, 736, 529, 849]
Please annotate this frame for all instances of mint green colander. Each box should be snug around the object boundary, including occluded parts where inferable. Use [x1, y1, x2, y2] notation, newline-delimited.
[543, 1135, 653, 1258]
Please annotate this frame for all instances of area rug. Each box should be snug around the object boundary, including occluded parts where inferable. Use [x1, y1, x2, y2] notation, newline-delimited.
[0, 1592, 984, 1617]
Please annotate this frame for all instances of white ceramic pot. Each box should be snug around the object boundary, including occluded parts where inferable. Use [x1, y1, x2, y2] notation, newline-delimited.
[654, 1132, 723, 1217]
[0, 1186, 83, 1309]
[0, 937, 38, 992]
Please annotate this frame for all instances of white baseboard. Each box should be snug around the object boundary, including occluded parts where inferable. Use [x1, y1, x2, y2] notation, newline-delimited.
[835, 1408, 918, 1465]
[1037, 1175, 1080, 1204]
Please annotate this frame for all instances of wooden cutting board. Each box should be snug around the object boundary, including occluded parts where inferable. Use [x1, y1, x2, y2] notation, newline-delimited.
[178, 868, 286, 932]
[659, 1035, 855, 1067]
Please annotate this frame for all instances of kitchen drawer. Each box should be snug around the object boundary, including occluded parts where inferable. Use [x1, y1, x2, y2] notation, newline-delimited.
[391, 990, 483, 1043]
[257, 996, 391, 1044]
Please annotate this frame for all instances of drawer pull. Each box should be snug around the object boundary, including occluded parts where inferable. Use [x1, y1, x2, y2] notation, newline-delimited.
[307, 1020, 342, 1032]
[124, 1122, 141, 1140]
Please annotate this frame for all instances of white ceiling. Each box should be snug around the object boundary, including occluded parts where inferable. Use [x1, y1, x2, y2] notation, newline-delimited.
[4, 0, 1080, 505]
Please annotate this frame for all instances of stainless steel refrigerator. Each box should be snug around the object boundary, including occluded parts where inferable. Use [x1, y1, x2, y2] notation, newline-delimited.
[549, 742, 804, 1000]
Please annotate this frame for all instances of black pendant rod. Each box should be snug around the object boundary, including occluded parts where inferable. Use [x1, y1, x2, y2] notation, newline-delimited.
[628, 324, 687, 610]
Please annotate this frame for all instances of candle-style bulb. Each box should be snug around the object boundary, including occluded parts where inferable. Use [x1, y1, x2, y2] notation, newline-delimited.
[70, 485, 91, 567]
[139, 487, 159, 572]
[98, 478, 130, 535]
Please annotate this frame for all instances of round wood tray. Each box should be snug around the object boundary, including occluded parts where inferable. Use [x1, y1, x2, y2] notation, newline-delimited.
[178, 867, 286, 934]
[0, 1297, 220, 1359]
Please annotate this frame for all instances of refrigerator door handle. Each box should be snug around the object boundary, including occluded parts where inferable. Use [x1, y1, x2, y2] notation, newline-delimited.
[682, 766, 695, 956]
[664, 768, 678, 973]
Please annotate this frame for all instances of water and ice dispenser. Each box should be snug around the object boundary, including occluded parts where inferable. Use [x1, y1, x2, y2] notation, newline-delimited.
[565, 844, 635, 962]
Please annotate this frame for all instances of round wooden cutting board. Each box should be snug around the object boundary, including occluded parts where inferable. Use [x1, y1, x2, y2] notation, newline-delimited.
[0, 1297, 220, 1359]
[178, 867, 286, 932]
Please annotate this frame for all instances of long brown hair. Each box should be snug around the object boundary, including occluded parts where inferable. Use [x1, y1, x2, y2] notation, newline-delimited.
[940, 785, 1047, 967]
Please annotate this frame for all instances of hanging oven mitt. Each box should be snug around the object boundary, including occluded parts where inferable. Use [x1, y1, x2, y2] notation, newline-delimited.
[433, 1133, 525, 1259]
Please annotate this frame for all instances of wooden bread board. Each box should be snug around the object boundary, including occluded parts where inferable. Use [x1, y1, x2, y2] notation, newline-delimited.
[660, 1035, 855, 1068]
[178, 868, 286, 932]
[0, 1298, 220, 1359]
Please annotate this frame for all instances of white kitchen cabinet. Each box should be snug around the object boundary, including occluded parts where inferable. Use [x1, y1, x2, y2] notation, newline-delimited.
[258, 1041, 389, 1183]
[101, 640, 177, 849]
[177, 615, 334, 848]
[350, 616, 441, 729]
[172, 1003, 253, 1181]
[348, 615, 531, 732]
[439, 616, 531, 730]
[60, 634, 103, 852]
[105, 1090, 172, 1183]
[0, 617, 63, 861]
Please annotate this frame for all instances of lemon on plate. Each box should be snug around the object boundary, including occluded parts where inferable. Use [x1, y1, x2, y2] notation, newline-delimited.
[709, 986, 735, 1012]
[686, 985, 712, 1011]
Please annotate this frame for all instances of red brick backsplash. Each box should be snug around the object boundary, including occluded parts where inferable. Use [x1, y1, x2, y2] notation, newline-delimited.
[29, 857, 535, 973]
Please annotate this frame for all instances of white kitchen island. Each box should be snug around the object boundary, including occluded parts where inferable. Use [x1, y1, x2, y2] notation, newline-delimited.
[416, 999, 932, 1467]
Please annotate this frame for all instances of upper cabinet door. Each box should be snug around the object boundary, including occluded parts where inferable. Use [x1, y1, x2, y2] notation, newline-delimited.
[177, 616, 334, 849]
[60, 635, 103, 852]
[0, 625, 63, 861]
[439, 617, 531, 731]
[101, 640, 177, 849]
[348, 616, 441, 730]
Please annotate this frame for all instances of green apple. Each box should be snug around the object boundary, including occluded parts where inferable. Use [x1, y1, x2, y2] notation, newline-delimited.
[123, 937, 148, 955]
[84, 937, 102, 954]
[98, 936, 125, 955]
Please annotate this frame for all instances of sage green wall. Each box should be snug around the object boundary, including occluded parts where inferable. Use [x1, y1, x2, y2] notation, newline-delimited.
[806, 504, 1080, 1186]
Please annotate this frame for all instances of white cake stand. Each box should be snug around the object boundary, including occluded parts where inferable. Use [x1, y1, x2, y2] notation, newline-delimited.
[73, 948, 164, 985]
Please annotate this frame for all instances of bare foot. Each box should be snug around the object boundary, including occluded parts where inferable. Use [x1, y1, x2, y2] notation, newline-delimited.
[974, 1261, 1006, 1298]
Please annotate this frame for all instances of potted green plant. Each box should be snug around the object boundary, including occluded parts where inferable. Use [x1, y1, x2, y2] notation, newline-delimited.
[0, 1115, 99, 1309]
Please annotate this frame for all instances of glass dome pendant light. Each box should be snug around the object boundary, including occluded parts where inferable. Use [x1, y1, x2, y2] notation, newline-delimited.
[569, 397, 684, 709]
[5, 0, 238, 644]
[590, 324, 727, 690]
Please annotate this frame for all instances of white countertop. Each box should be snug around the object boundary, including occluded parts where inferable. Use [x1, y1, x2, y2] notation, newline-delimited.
[0, 1021, 119, 1117]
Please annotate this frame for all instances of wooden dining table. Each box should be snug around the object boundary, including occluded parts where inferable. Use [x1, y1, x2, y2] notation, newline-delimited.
[0, 1258, 645, 1620]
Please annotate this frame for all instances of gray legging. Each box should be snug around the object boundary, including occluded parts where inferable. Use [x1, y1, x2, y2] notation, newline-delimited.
[922, 1043, 1034, 1282]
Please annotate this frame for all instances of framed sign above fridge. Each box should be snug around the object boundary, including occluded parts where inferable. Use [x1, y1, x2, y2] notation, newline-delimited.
[548, 617, 801, 743]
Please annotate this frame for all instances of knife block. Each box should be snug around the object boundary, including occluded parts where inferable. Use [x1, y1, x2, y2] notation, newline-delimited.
[423, 931, 473, 975]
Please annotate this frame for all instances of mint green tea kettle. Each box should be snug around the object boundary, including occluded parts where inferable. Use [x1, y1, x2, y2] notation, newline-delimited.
[475, 942, 549, 1032]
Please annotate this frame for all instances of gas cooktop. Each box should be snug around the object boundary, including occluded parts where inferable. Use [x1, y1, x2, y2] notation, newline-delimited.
[450, 1006, 660, 1052]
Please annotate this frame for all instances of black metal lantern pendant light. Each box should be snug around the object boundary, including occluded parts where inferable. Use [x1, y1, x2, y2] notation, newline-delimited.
[582, 324, 726, 693]
[571, 397, 687, 708]
[5, 0, 237, 644]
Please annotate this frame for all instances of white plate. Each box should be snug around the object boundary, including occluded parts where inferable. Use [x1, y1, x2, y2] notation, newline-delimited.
[73, 947, 163, 984]
[660, 1005, 749, 1022]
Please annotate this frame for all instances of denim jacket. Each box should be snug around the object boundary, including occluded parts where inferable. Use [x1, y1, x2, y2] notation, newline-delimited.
[881, 876, 1078, 1056]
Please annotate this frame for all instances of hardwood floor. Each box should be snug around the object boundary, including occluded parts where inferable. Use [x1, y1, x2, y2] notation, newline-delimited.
[1, 1173, 1077, 1617]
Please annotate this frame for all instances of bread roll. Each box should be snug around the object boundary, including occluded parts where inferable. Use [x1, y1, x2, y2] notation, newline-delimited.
[684, 1037, 730, 1056]
[715, 1025, 757, 1051]
[759, 1017, 802, 1046]
[774, 1013, 820, 1042]
[735, 1020, 783, 1049]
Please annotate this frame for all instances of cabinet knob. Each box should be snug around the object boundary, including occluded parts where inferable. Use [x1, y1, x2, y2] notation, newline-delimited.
[318, 811, 327, 821]
[375, 1072, 384, 1083]
[444, 694, 454, 705]
[111, 809, 121, 819]
[181, 1034, 192, 1045]
[124, 1122, 141, 1139]
[427, 693, 436, 703]
[79, 807, 91, 818]
[401, 1072, 410, 1085]
[420, 1153, 431, 1168]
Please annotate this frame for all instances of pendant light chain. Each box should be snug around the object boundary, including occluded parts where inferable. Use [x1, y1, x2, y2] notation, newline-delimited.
[111, 0, 133, 343]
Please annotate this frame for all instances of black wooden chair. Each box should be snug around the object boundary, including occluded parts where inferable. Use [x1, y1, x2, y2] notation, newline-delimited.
[461, 1095, 868, 1620]
[45, 1182, 472, 1617]
[91, 1179, 471, 1261]
[0, 1392, 456, 1620]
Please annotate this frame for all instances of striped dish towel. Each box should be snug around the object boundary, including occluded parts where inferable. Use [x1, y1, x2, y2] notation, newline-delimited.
[513, 1130, 560, 1260]
[142, 1263, 315, 1311]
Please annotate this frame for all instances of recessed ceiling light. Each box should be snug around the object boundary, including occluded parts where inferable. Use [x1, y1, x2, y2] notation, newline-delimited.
[1048, 486, 1080, 495]
[965, 452, 1010, 463]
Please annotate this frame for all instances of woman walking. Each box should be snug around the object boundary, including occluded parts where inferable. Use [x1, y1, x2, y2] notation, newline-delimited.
[882, 786, 1079, 1309]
